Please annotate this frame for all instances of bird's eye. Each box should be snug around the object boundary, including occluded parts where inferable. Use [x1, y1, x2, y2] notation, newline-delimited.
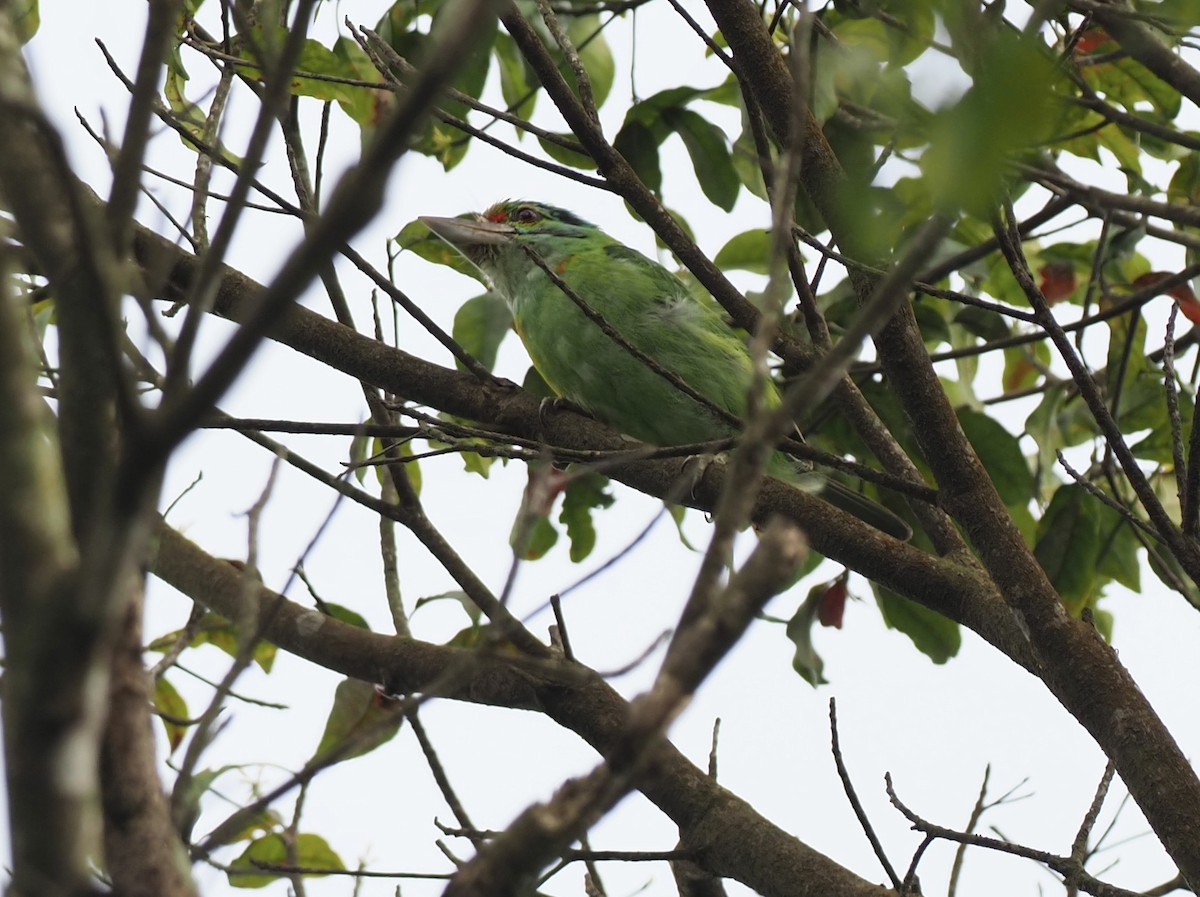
[514, 207, 541, 224]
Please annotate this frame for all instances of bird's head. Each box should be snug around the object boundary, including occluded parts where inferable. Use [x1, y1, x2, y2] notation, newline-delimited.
[420, 200, 598, 271]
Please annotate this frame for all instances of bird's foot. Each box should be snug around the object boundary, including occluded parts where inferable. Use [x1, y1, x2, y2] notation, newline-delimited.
[536, 395, 591, 435]
[680, 452, 726, 500]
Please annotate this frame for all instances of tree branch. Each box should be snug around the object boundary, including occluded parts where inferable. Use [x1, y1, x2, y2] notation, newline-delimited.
[701, 0, 1200, 887]
[151, 519, 891, 897]
[128, 219, 1038, 670]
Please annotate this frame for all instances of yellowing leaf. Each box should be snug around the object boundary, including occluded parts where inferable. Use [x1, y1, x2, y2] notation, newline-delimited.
[229, 833, 345, 889]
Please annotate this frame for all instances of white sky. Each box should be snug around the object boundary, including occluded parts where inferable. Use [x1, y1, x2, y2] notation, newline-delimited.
[18, 2, 1200, 896]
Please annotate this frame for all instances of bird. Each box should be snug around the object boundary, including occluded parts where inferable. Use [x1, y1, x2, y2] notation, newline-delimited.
[420, 200, 909, 539]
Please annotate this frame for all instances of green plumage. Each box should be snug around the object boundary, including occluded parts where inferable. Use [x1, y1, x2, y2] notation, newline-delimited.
[420, 201, 908, 539]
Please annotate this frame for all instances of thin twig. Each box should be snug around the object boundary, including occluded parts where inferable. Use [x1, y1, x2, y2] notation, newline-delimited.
[948, 765, 992, 897]
[829, 699, 901, 890]
[1162, 306, 1189, 531]
[995, 203, 1199, 576]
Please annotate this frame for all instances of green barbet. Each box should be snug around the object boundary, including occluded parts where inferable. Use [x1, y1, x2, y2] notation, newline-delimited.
[420, 200, 908, 539]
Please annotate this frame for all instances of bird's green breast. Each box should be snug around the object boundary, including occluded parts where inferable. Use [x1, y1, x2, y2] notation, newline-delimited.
[492, 236, 767, 448]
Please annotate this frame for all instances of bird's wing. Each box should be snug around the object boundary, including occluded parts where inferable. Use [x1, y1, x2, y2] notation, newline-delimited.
[592, 242, 776, 416]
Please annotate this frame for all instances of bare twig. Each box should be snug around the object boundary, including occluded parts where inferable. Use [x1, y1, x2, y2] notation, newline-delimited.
[829, 700, 902, 890]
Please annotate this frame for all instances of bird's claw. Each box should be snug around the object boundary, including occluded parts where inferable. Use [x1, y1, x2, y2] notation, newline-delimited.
[536, 395, 591, 433]
[680, 452, 725, 500]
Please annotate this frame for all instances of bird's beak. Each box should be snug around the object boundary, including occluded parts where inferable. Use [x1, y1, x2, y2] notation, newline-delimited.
[419, 215, 515, 247]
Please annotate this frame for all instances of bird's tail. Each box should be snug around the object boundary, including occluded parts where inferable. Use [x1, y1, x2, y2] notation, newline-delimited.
[814, 478, 912, 541]
[779, 455, 911, 540]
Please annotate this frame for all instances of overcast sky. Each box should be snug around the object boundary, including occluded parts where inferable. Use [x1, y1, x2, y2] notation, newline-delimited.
[16, 2, 1200, 895]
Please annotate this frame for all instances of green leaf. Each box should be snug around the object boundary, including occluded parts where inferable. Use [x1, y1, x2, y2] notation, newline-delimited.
[1095, 120, 1145, 176]
[664, 108, 739, 212]
[175, 764, 262, 844]
[958, 408, 1033, 507]
[714, 229, 771, 274]
[1094, 502, 1141, 593]
[1034, 484, 1103, 612]
[1114, 370, 1167, 435]
[321, 602, 371, 630]
[878, 0, 933, 65]
[522, 364, 556, 400]
[614, 120, 664, 194]
[923, 31, 1061, 213]
[729, 125, 769, 200]
[785, 585, 828, 686]
[953, 306, 1010, 342]
[1002, 343, 1049, 395]
[229, 833, 345, 888]
[396, 217, 489, 285]
[1154, 0, 1200, 31]
[1169, 152, 1200, 205]
[388, 436, 423, 496]
[1147, 542, 1200, 609]
[148, 611, 277, 672]
[1105, 307, 1150, 400]
[515, 513, 558, 560]
[153, 676, 188, 754]
[386, 12, 496, 169]
[460, 446, 494, 477]
[413, 589, 480, 625]
[372, 1, 417, 49]
[536, 133, 596, 170]
[349, 429, 370, 485]
[560, 473, 614, 562]
[625, 86, 708, 123]
[330, 36, 388, 128]
[1092, 55, 1181, 119]
[875, 586, 961, 663]
[565, 15, 615, 108]
[452, 293, 513, 372]
[1025, 384, 1098, 482]
[163, 62, 226, 160]
[1131, 386, 1194, 465]
[494, 32, 537, 120]
[830, 16, 889, 63]
[427, 412, 496, 478]
[667, 504, 698, 551]
[13, 0, 38, 43]
[808, 36, 840, 122]
[285, 39, 366, 105]
[913, 300, 952, 347]
[510, 465, 569, 560]
[312, 678, 404, 765]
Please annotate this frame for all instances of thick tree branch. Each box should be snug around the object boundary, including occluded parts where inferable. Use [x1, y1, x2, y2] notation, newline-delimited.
[701, 0, 1200, 886]
[0, 254, 94, 897]
[0, 10, 166, 895]
[101, 581, 197, 897]
[128, 220, 1037, 670]
[151, 520, 890, 897]
[498, 3, 942, 546]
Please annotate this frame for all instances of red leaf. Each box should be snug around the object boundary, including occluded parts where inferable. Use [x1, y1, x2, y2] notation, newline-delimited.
[523, 465, 571, 516]
[1003, 356, 1036, 394]
[1038, 261, 1076, 303]
[1073, 27, 1112, 54]
[817, 578, 848, 629]
[1133, 272, 1200, 326]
